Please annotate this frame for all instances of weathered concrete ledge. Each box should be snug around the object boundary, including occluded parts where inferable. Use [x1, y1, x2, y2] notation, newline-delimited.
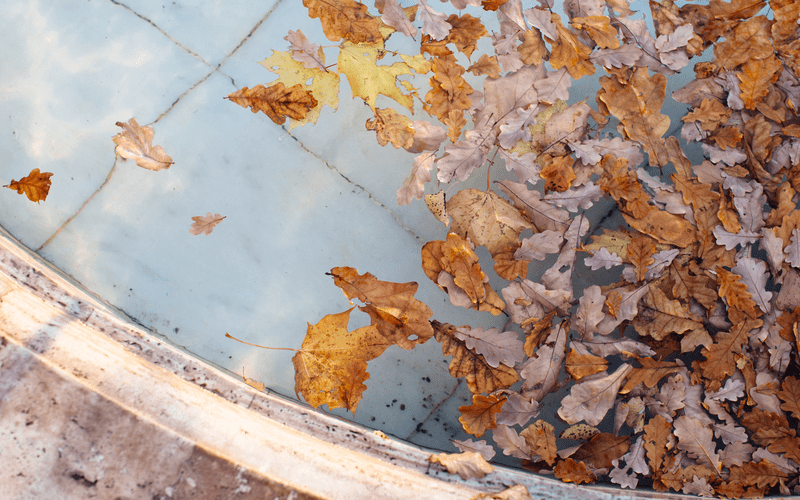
[0, 226, 687, 499]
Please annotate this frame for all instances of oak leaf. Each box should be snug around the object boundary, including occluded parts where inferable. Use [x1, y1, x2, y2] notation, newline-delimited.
[548, 13, 595, 79]
[777, 376, 800, 419]
[558, 364, 632, 426]
[674, 415, 722, 473]
[519, 420, 557, 465]
[459, 393, 506, 437]
[451, 439, 495, 461]
[259, 51, 340, 128]
[417, 0, 451, 41]
[699, 317, 762, 383]
[366, 108, 414, 149]
[519, 321, 568, 401]
[627, 236, 656, 282]
[632, 286, 707, 343]
[554, 458, 596, 484]
[5, 168, 53, 203]
[643, 415, 672, 473]
[380, 0, 416, 38]
[285, 30, 326, 71]
[455, 326, 524, 368]
[228, 83, 319, 125]
[572, 433, 631, 469]
[328, 266, 434, 349]
[447, 189, 531, 257]
[112, 118, 174, 171]
[619, 355, 681, 394]
[292, 308, 391, 412]
[397, 153, 434, 205]
[564, 348, 608, 381]
[429, 451, 494, 479]
[189, 213, 226, 235]
[432, 321, 518, 394]
[303, 0, 381, 43]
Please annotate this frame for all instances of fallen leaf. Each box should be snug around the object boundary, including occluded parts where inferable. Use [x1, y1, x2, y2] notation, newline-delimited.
[429, 451, 494, 479]
[292, 308, 391, 412]
[112, 118, 174, 171]
[328, 266, 434, 349]
[554, 458, 596, 484]
[190, 213, 226, 235]
[5, 168, 53, 203]
[304, 0, 382, 43]
[459, 393, 507, 437]
[558, 364, 632, 426]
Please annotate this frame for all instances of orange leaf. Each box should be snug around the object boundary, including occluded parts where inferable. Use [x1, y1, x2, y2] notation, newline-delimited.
[627, 236, 655, 282]
[292, 308, 392, 412]
[738, 56, 783, 110]
[540, 155, 577, 192]
[328, 267, 434, 349]
[228, 83, 318, 125]
[548, 13, 595, 79]
[554, 458, 596, 484]
[777, 376, 800, 419]
[432, 321, 518, 394]
[520, 420, 558, 465]
[303, 0, 382, 43]
[717, 268, 760, 319]
[564, 349, 608, 381]
[5, 168, 53, 203]
[699, 317, 762, 383]
[458, 394, 506, 437]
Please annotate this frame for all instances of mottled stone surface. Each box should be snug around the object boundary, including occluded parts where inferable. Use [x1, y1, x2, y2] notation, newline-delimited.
[0, 336, 317, 500]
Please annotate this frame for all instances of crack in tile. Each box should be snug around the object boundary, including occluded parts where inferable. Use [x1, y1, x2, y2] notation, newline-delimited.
[35, 162, 118, 253]
[283, 127, 424, 244]
[108, 0, 211, 67]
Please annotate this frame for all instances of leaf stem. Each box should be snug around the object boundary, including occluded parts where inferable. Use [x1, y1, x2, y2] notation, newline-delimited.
[225, 332, 300, 352]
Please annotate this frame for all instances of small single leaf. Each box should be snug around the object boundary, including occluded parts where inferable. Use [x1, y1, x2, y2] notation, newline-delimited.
[112, 118, 174, 171]
[429, 451, 494, 479]
[5, 168, 53, 203]
[190, 213, 226, 235]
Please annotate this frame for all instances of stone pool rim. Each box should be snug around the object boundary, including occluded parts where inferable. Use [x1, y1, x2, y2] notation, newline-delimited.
[0, 225, 692, 500]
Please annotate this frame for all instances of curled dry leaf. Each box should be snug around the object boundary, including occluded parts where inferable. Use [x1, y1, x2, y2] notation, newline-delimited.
[429, 451, 494, 479]
[112, 118, 173, 171]
[189, 213, 226, 235]
[5, 168, 53, 203]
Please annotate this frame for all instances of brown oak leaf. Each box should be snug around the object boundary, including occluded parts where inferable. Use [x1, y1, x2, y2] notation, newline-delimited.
[112, 118, 174, 171]
[227, 83, 318, 125]
[303, 0, 381, 43]
[458, 393, 506, 437]
[5, 168, 54, 203]
[189, 213, 226, 235]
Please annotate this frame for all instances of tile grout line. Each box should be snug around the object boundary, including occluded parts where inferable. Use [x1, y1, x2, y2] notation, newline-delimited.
[35, 162, 119, 253]
[283, 127, 424, 244]
[40, 1, 284, 253]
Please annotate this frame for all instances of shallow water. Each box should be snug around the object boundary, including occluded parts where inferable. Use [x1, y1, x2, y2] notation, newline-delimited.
[1, 0, 705, 455]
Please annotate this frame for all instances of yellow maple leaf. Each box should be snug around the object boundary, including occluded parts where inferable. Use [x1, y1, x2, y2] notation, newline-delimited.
[337, 41, 418, 113]
[292, 308, 392, 412]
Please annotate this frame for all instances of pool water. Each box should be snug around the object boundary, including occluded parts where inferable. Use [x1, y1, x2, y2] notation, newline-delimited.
[1, 0, 708, 459]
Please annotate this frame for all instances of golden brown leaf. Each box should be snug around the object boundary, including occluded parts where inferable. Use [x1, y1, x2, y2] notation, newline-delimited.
[467, 53, 501, 79]
[633, 285, 708, 344]
[304, 0, 382, 43]
[728, 461, 789, 489]
[447, 189, 532, 257]
[520, 420, 558, 466]
[442, 14, 486, 60]
[596, 68, 670, 167]
[622, 207, 697, 248]
[480, 0, 508, 11]
[432, 321, 518, 394]
[518, 29, 547, 66]
[570, 16, 620, 49]
[620, 355, 681, 394]
[699, 317, 762, 383]
[227, 83, 318, 125]
[548, 13, 595, 79]
[712, 126, 743, 150]
[458, 393, 506, 437]
[292, 308, 392, 412]
[5, 168, 53, 203]
[365, 108, 414, 149]
[492, 245, 529, 281]
[644, 415, 672, 473]
[429, 451, 494, 479]
[554, 458, 596, 484]
[112, 118, 174, 171]
[739, 56, 783, 110]
[564, 349, 608, 381]
[627, 236, 656, 282]
[424, 56, 474, 128]
[540, 155, 577, 193]
[717, 267, 760, 319]
[777, 376, 800, 419]
[329, 266, 434, 349]
[681, 98, 730, 131]
[572, 433, 630, 469]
